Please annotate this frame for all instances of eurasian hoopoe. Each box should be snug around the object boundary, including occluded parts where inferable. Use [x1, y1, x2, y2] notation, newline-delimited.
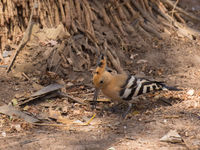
[92, 54, 181, 118]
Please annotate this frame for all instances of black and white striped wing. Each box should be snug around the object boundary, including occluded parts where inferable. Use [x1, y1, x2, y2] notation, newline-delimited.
[119, 75, 164, 101]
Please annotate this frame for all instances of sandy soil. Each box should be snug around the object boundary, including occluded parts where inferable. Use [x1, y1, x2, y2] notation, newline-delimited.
[0, 1, 200, 149]
[0, 35, 200, 150]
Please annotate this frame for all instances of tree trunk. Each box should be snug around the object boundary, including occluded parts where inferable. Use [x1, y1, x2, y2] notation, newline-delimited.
[0, 0, 199, 74]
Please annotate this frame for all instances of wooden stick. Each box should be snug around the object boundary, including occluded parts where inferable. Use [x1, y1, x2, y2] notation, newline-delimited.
[160, 0, 200, 22]
[125, 1, 138, 17]
[46, 0, 53, 27]
[32, 122, 69, 127]
[56, 4, 60, 26]
[93, 1, 110, 25]
[82, 0, 94, 21]
[174, 12, 185, 24]
[132, 0, 156, 25]
[59, 91, 88, 105]
[82, 2, 93, 35]
[116, 1, 127, 21]
[75, 0, 81, 22]
[171, 0, 179, 21]
[110, 6, 126, 35]
[140, 21, 163, 39]
[22, 72, 31, 81]
[58, 0, 65, 24]
[158, 2, 200, 39]
[6, 0, 38, 73]
[64, 1, 71, 28]
[76, 20, 98, 44]
[144, 0, 157, 21]
[104, 40, 125, 74]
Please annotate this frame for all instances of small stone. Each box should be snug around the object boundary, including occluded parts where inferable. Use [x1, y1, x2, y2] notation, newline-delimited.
[187, 89, 195, 96]
[73, 109, 81, 115]
[23, 105, 30, 111]
[130, 54, 138, 59]
[107, 147, 115, 150]
[2, 50, 12, 58]
[66, 82, 74, 87]
[14, 124, 21, 131]
[1, 132, 6, 137]
[160, 130, 183, 143]
[62, 106, 68, 113]
[163, 119, 167, 123]
[73, 120, 83, 124]
[185, 131, 189, 137]
[154, 95, 161, 99]
[192, 7, 195, 11]
[32, 82, 43, 91]
[11, 98, 18, 106]
[14, 93, 24, 99]
[137, 59, 148, 64]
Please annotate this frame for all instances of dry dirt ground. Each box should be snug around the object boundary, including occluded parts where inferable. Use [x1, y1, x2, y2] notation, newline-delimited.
[1, 2, 200, 150]
[0, 36, 200, 150]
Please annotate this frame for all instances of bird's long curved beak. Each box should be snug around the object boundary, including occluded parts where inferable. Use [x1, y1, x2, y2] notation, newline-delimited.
[92, 88, 100, 109]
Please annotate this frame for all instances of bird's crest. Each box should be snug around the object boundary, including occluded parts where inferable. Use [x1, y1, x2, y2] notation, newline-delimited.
[93, 54, 107, 87]
[94, 54, 106, 74]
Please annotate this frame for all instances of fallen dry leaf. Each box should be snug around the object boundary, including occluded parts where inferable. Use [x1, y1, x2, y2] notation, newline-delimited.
[160, 130, 183, 143]
[0, 105, 39, 123]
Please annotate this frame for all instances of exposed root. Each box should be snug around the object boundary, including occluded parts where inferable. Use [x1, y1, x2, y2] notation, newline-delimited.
[0, 0, 199, 76]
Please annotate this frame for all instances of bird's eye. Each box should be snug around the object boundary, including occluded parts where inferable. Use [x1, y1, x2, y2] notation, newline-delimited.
[100, 80, 104, 84]
[107, 69, 112, 73]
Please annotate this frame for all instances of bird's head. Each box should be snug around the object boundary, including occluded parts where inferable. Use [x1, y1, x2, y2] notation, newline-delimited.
[93, 54, 112, 89]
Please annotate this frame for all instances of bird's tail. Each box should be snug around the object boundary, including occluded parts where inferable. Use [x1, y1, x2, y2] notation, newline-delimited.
[161, 84, 182, 91]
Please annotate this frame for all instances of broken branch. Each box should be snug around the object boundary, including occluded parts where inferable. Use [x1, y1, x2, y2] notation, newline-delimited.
[6, 1, 38, 73]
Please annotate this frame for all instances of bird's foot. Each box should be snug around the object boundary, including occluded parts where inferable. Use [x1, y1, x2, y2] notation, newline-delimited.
[121, 103, 133, 119]
[105, 103, 125, 114]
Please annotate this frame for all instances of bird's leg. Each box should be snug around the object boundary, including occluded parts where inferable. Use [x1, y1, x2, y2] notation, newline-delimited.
[92, 88, 100, 110]
[106, 101, 121, 113]
[122, 103, 133, 118]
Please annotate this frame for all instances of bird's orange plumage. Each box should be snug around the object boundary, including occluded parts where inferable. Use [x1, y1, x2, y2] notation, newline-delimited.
[93, 54, 128, 102]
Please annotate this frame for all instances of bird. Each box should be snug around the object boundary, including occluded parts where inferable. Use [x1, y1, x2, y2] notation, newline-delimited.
[92, 54, 181, 118]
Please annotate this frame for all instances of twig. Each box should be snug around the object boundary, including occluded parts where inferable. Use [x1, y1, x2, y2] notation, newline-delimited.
[22, 72, 31, 81]
[171, 0, 179, 22]
[32, 114, 96, 126]
[6, 1, 38, 73]
[32, 122, 69, 127]
[132, 0, 157, 26]
[139, 21, 163, 39]
[158, 2, 200, 39]
[0, 65, 8, 68]
[112, 0, 130, 10]
[144, 0, 157, 21]
[84, 113, 96, 125]
[76, 20, 99, 44]
[104, 40, 125, 74]
[0, 133, 27, 139]
[59, 92, 87, 105]
[160, 0, 200, 22]
[174, 13, 185, 24]
[159, 98, 172, 106]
